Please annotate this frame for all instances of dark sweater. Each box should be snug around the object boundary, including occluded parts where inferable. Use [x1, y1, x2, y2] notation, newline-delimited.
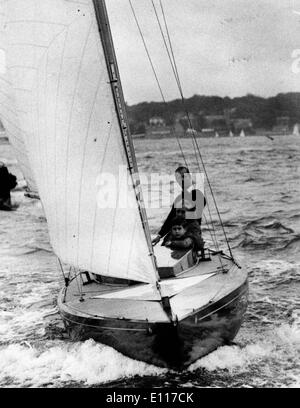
[162, 231, 195, 250]
[158, 188, 206, 238]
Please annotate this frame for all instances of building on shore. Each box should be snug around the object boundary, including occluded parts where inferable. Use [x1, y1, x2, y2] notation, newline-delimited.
[149, 116, 166, 127]
[203, 115, 228, 132]
[130, 110, 257, 139]
[172, 112, 199, 137]
[130, 121, 146, 138]
[272, 116, 290, 133]
[200, 128, 215, 137]
[232, 118, 253, 134]
[145, 116, 171, 138]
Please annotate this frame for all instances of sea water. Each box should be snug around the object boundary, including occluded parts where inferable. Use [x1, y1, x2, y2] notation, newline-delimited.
[0, 135, 299, 388]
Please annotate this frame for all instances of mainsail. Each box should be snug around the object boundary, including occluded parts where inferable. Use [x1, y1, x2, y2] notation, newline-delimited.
[0, 0, 157, 283]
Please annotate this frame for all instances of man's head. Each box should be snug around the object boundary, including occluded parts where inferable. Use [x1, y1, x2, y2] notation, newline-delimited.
[175, 208, 186, 218]
[175, 166, 192, 190]
[171, 216, 187, 239]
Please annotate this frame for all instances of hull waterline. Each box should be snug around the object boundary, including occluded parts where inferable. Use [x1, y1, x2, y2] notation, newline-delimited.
[58, 278, 248, 370]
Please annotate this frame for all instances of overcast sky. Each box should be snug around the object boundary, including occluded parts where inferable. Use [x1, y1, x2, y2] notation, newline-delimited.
[106, 0, 300, 105]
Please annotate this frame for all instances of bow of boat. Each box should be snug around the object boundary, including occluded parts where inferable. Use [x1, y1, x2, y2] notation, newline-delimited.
[57, 252, 248, 369]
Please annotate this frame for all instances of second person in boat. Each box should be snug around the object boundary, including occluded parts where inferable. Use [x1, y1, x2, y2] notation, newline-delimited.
[152, 166, 206, 250]
[162, 216, 195, 250]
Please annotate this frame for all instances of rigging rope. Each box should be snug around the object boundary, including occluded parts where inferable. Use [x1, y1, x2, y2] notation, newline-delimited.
[129, 0, 219, 251]
[150, 0, 220, 252]
[57, 257, 67, 285]
[128, 0, 188, 169]
[202, 213, 220, 252]
[151, 0, 234, 260]
[128, 0, 232, 257]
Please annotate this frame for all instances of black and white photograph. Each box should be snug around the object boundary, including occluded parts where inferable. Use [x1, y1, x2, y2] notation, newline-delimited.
[0, 0, 299, 390]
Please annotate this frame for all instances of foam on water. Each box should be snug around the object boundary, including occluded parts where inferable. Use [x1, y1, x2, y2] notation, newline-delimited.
[0, 339, 166, 387]
[1, 136, 299, 387]
[190, 342, 272, 373]
[275, 311, 300, 347]
[187, 314, 300, 387]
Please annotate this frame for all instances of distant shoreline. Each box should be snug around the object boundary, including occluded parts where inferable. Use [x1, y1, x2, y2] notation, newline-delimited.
[132, 131, 297, 139]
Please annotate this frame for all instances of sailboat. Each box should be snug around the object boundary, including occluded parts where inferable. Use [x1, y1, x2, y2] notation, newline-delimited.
[0, 0, 248, 369]
[293, 124, 299, 136]
[215, 131, 219, 138]
[229, 130, 234, 138]
[240, 129, 245, 137]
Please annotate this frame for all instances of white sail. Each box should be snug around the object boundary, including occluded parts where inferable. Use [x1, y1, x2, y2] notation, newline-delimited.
[240, 129, 245, 137]
[0, 17, 38, 193]
[0, 0, 156, 283]
[229, 130, 233, 137]
[293, 124, 299, 136]
[215, 131, 219, 138]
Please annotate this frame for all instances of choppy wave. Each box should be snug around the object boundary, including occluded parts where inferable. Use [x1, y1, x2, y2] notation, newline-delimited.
[187, 318, 300, 388]
[0, 340, 165, 387]
[226, 215, 300, 252]
[1, 135, 299, 387]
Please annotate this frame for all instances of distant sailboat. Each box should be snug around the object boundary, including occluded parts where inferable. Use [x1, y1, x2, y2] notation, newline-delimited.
[293, 124, 299, 136]
[0, 0, 248, 369]
[229, 130, 234, 138]
[215, 131, 219, 138]
[240, 129, 245, 137]
[0, 120, 8, 143]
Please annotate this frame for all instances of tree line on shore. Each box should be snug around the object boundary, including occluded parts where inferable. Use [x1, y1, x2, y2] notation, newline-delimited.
[127, 92, 300, 133]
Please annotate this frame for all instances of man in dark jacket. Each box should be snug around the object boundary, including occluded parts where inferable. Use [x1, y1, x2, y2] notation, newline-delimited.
[152, 166, 206, 249]
[0, 162, 17, 210]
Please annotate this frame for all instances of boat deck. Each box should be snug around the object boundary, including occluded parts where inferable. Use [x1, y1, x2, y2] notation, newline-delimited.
[61, 253, 247, 323]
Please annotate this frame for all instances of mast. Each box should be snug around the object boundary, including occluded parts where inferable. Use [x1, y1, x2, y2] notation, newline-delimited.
[92, 0, 159, 280]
